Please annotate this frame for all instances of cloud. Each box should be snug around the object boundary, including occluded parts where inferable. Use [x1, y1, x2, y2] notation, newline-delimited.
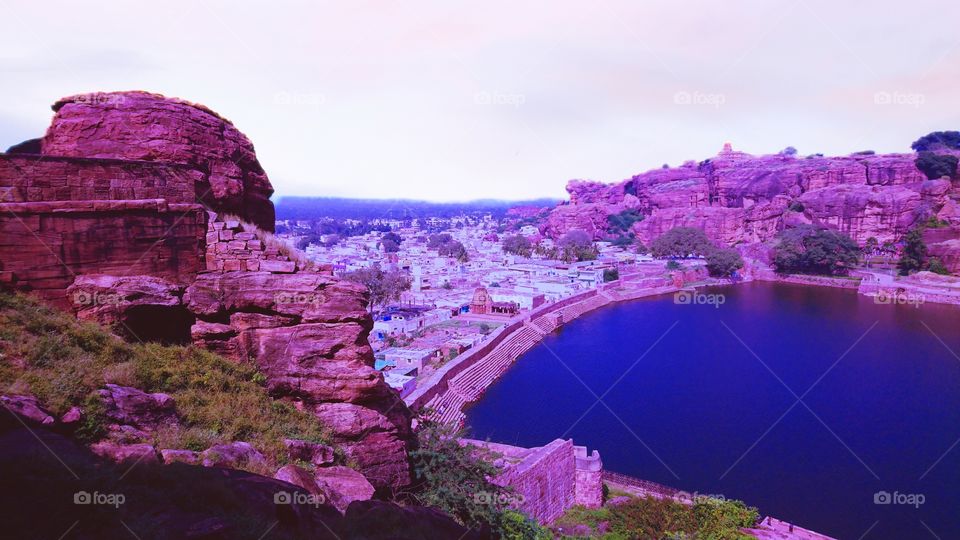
[1, 0, 958, 200]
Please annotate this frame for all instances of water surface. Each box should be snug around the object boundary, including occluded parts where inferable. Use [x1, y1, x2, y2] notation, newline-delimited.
[465, 282, 960, 539]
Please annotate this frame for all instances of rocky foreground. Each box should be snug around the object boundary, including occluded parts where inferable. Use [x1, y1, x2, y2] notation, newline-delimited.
[0, 92, 414, 515]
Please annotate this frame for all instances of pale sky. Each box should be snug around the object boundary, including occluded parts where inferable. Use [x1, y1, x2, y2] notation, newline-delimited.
[2, 0, 959, 201]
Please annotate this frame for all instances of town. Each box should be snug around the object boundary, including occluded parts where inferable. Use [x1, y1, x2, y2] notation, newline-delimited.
[275, 210, 645, 399]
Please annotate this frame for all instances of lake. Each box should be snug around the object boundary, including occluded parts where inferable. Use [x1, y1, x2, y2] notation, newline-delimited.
[464, 281, 960, 539]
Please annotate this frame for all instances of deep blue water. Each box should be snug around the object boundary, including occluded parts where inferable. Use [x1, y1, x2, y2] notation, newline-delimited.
[464, 282, 960, 539]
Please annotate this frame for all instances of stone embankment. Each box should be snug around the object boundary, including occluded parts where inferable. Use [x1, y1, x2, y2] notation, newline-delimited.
[461, 438, 603, 524]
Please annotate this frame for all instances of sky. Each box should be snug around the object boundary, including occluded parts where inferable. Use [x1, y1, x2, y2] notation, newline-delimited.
[2, 0, 959, 201]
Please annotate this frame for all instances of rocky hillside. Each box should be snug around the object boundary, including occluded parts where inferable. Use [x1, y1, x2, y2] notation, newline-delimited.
[0, 91, 414, 494]
[544, 143, 960, 270]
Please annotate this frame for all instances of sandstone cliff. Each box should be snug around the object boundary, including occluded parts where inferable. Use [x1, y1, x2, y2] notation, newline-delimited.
[0, 91, 414, 493]
[544, 145, 960, 270]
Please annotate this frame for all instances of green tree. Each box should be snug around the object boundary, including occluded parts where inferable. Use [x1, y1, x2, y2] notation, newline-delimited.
[650, 227, 714, 258]
[606, 209, 644, 233]
[915, 152, 959, 180]
[705, 247, 744, 277]
[928, 257, 951, 275]
[558, 229, 598, 262]
[898, 226, 928, 276]
[603, 268, 620, 282]
[502, 235, 533, 257]
[773, 226, 860, 275]
[912, 131, 960, 152]
[342, 264, 412, 311]
[864, 237, 879, 253]
[409, 418, 525, 535]
[381, 238, 400, 253]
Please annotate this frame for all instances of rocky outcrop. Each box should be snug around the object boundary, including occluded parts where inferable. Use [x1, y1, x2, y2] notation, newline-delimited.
[185, 271, 414, 491]
[0, 407, 478, 540]
[97, 384, 178, 433]
[41, 91, 275, 230]
[544, 146, 960, 250]
[0, 92, 416, 496]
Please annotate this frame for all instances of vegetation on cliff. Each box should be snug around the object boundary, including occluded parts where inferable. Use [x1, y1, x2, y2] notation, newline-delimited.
[343, 263, 413, 312]
[772, 226, 860, 276]
[408, 417, 549, 539]
[0, 290, 330, 467]
[650, 227, 744, 277]
[554, 492, 759, 539]
[558, 229, 600, 262]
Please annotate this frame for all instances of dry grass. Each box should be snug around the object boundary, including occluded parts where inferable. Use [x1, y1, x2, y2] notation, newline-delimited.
[221, 213, 314, 269]
[0, 290, 331, 467]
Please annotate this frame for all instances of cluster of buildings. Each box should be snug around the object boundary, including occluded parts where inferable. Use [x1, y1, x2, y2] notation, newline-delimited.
[277, 216, 649, 397]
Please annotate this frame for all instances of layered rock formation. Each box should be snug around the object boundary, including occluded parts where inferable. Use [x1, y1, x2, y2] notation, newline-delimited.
[544, 145, 960, 269]
[0, 92, 414, 494]
[36, 91, 275, 230]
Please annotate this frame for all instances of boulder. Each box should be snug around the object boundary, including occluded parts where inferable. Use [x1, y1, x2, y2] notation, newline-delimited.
[275, 464, 325, 496]
[185, 271, 415, 491]
[161, 449, 201, 465]
[90, 441, 158, 464]
[313, 466, 376, 512]
[98, 384, 178, 432]
[42, 91, 275, 230]
[0, 394, 54, 425]
[284, 438, 335, 466]
[201, 441, 268, 469]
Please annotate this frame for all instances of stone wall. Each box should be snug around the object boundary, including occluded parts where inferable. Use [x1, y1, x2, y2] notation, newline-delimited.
[0, 154, 199, 204]
[462, 438, 603, 524]
[573, 445, 603, 508]
[0, 153, 208, 305]
[204, 214, 296, 273]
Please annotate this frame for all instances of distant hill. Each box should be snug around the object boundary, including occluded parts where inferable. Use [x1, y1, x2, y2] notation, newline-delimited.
[274, 196, 560, 221]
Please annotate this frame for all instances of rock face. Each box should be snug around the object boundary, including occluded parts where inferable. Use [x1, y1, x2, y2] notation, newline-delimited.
[41, 91, 275, 230]
[185, 271, 414, 491]
[544, 146, 960, 251]
[0, 408, 477, 540]
[0, 92, 415, 494]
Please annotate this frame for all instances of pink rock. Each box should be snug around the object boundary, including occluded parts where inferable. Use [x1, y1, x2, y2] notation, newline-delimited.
[0, 394, 54, 425]
[544, 148, 959, 249]
[284, 438, 335, 466]
[60, 406, 83, 425]
[90, 441, 158, 464]
[259, 260, 296, 273]
[97, 384, 178, 432]
[313, 466, 375, 513]
[160, 449, 201, 465]
[201, 441, 267, 469]
[274, 464, 325, 495]
[41, 91, 275, 230]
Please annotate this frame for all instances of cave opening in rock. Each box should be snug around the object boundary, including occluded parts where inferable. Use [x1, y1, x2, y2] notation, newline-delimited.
[120, 305, 195, 345]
